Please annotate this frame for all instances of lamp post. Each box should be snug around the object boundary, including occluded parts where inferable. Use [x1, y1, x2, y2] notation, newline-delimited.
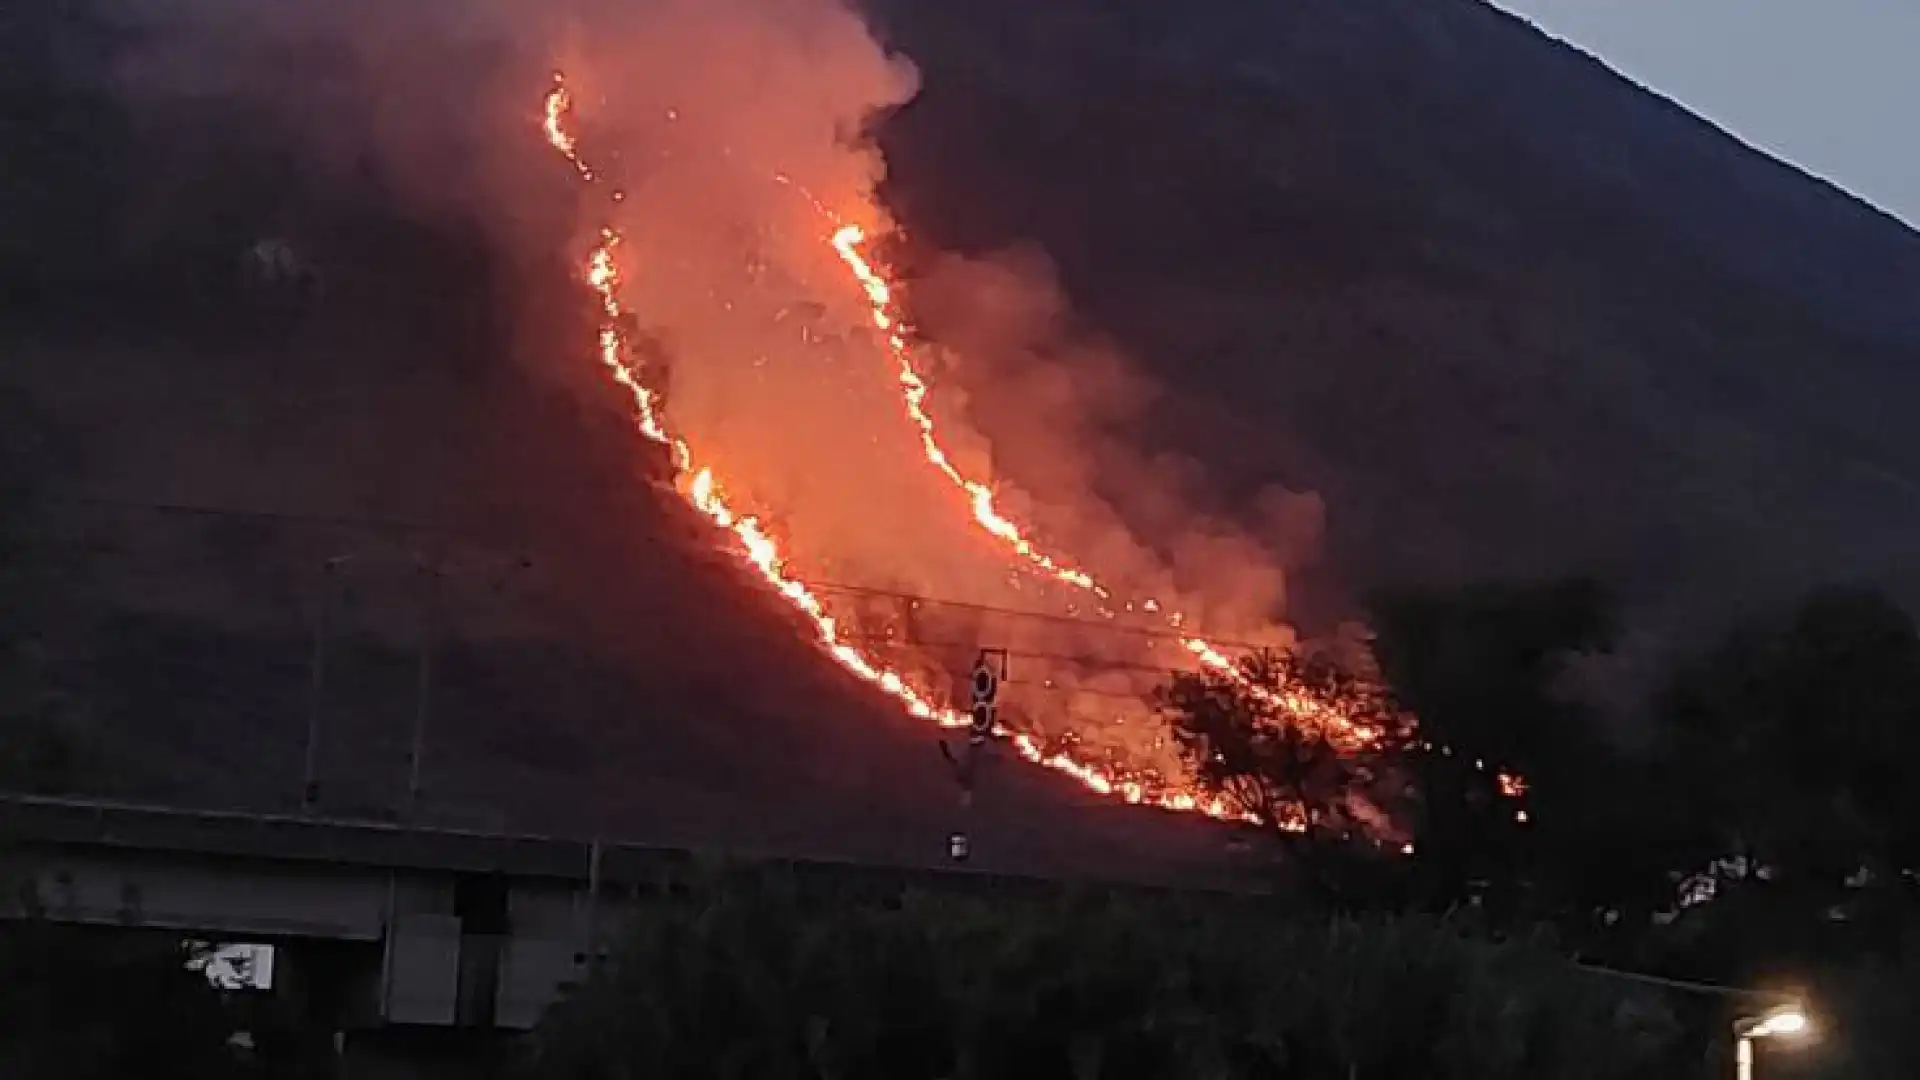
[1733, 1004, 1810, 1080]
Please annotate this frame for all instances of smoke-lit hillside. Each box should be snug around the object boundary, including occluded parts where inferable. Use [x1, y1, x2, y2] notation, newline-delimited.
[866, 0, 1920, 650]
[5, 0, 1918, 876]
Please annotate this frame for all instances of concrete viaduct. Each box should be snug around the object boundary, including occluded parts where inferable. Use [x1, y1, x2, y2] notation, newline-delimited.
[0, 792, 1152, 1058]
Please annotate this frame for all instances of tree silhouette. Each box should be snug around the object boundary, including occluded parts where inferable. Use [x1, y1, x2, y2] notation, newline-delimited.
[1659, 586, 1920, 954]
[1365, 577, 1665, 921]
[1156, 648, 1411, 900]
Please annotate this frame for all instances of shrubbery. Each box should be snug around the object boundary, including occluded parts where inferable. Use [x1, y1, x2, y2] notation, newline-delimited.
[533, 874, 1689, 1080]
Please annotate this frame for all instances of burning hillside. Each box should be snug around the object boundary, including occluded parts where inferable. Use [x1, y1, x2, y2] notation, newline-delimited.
[535, 0, 1381, 823]
[4, 0, 1395, 860]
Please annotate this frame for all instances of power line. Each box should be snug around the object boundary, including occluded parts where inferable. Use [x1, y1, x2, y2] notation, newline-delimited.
[7, 490, 1297, 668]
[9, 492, 1285, 657]
[841, 632, 1204, 682]
[1570, 961, 1798, 1005]
[4, 543, 1217, 685]
[809, 579, 1272, 652]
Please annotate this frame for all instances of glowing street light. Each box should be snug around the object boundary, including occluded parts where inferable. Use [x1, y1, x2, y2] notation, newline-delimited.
[1734, 1004, 1811, 1080]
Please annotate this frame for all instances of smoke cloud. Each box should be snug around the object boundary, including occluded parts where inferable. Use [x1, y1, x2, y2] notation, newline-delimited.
[63, 0, 1335, 785]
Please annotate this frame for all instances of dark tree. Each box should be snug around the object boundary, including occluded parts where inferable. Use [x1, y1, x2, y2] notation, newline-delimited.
[1659, 587, 1920, 954]
[1156, 648, 1412, 901]
[1365, 577, 1701, 929]
[1368, 577, 1615, 777]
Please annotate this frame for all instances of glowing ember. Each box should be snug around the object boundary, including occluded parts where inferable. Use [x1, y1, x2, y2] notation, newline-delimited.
[541, 72, 1253, 822]
[543, 74, 591, 180]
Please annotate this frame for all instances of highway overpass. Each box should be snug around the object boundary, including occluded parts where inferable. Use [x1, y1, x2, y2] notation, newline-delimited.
[1, 792, 1246, 1040]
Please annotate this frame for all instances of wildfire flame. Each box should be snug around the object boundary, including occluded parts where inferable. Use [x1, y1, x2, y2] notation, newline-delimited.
[829, 223, 1107, 597]
[822, 221, 1377, 748]
[542, 72, 1253, 821]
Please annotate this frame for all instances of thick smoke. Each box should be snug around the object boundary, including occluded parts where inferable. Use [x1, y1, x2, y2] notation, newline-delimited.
[539, 0, 1332, 780]
[904, 246, 1330, 639]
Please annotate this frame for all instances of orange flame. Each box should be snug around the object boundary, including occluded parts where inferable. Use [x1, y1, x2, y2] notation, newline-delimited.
[830, 224, 1106, 597]
[542, 72, 1252, 823]
[544, 74, 592, 180]
[823, 220, 1377, 748]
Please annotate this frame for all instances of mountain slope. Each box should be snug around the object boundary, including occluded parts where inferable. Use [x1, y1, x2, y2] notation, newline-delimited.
[9, 0, 1920, 878]
[3, 306, 1254, 886]
[868, 0, 1920, 643]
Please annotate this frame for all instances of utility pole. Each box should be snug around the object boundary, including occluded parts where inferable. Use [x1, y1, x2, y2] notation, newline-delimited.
[578, 837, 603, 968]
[941, 647, 1006, 863]
[404, 562, 441, 824]
[301, 555, 352, 814]
[400, 553, 532, 825]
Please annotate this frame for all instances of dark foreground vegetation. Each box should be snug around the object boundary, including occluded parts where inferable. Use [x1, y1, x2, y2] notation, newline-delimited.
[533, 874, 1688, 1080]
[512, 579, 1920, 1080]
[1144, 577, 1920, 1078]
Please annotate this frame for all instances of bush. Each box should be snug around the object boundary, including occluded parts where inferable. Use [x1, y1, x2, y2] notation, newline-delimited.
[532, 874, 1689, 1080]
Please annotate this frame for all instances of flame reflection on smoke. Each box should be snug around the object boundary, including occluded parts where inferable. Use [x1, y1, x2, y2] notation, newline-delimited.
[543, 72, 1259, 822]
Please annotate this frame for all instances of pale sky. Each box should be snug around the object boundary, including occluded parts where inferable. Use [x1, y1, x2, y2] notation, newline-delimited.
[1494, 0, 1920, 228]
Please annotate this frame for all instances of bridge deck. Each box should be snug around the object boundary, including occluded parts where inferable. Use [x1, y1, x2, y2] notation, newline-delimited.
[0, 792, 1258, 896]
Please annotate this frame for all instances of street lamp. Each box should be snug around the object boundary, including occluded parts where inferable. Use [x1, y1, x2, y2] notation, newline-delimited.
[1734, 1004, 1811, 1080]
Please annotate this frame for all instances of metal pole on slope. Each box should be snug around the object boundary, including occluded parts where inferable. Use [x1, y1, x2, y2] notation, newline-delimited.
[301, 555, 351, 814]
[579, 836, 603, 969]
[942, 647, 1007, 864]
[404, 563, 441, 824]
[400, 553, 531, 825]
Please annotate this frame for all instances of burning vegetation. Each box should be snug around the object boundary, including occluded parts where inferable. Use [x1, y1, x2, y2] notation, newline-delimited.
[540, 68, 1391, 826]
